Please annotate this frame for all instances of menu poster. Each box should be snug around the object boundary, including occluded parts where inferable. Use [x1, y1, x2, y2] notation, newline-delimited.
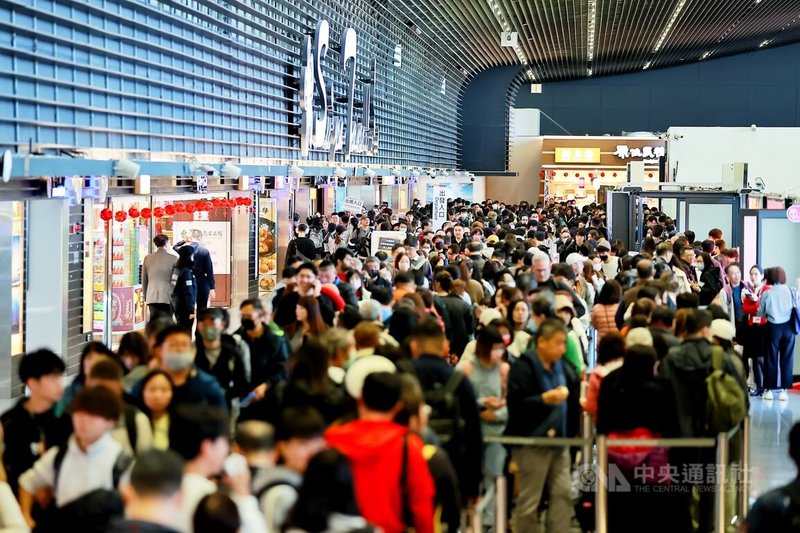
[112, 286, 135, 332]
[172, 221, 231, 275]
[258, 198, 278, 296]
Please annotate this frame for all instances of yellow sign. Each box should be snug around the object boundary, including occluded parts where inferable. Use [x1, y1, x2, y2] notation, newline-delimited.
[555, 147, 601, 164]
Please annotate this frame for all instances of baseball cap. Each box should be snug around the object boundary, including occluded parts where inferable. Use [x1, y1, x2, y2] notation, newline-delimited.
[566, 253, 587, 266]
[479, 308, 503, 327]
[344, 355, 397, 399]
[596, 240, 611, 251]
[625, 328, 654, 348]
[710, 319, 735, 342]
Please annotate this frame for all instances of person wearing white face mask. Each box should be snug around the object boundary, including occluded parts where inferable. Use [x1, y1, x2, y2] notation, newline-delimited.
[132, 326, 226, 411]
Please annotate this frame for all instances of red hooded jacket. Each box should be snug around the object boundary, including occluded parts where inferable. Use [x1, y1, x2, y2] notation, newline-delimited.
[326, 419, 435, 533]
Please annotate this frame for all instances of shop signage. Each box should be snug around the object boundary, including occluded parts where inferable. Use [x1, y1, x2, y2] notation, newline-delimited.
[343, 197, 364, 213]
[196, 175, 209, 194]
[613, 145, 666, 161]
[432, 186, 448, 229]
[299, 19, 379, 161]
[787, 204, 800, 223]
[555, 147, 601, 164]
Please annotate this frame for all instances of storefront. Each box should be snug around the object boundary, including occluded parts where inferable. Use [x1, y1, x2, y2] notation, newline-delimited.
[539, 136, 666, 206]
[90, 194, 252, 346]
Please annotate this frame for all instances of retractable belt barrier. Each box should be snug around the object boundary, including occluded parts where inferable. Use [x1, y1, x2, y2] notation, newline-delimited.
[483, 416, 750, 533]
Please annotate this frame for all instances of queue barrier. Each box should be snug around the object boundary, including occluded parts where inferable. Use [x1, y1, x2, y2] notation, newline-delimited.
[483, 416, 750, 533]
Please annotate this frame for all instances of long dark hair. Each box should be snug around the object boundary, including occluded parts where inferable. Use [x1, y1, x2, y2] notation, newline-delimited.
[293, 296, 328, 338]
[284, 449, 363, 532]
[287, 337, 331, 396]
[77, 341, 120, 383]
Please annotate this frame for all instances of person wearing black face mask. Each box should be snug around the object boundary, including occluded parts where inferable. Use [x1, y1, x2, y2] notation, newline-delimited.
[234, 298, 290, 417]
[194, 307, 251, 408]
[363, 256, 391, 290]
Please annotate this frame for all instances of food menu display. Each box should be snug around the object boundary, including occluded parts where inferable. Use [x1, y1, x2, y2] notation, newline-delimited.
[258, 197, 278, 296]
[92, 204, 108, 335]
[92, 201, 147, 339]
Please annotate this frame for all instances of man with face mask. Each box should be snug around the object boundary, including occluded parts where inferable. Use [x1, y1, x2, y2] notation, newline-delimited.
[133, 326, 226, 410]
[363, 256, 392, 290]
[596, 240, 620, 280]
[235, 298, 290, 408]
[194, 308, 251, 408]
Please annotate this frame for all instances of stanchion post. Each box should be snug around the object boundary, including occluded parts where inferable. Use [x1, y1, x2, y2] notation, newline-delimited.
[739, 417, 750, 521]
[595, 434, 608, 533]
[715, 432, 729, 533]
[495, 475, 507, 533]
[581, 411, 593, 467]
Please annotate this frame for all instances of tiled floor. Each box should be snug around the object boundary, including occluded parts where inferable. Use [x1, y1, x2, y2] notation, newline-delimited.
[748, 393, 800, 505]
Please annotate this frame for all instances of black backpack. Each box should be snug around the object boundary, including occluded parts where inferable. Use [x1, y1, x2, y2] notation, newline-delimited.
[34, 446, 132, 533]
[425, 371, 466, 452]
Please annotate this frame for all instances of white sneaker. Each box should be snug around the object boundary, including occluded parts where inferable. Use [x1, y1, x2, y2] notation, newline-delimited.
[763, 390, 774, 400]
[779, 390, 789, 402]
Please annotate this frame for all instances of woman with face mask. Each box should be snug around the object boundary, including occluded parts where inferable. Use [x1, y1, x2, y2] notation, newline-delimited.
[171, 245, 197, 331]
[460, 326, 509, 530]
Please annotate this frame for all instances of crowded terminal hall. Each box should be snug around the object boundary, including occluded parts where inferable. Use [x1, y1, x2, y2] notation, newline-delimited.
[3, 2, 800, 533]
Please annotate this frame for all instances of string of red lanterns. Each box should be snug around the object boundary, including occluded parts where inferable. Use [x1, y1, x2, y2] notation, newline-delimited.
[101, 197, 254, 223]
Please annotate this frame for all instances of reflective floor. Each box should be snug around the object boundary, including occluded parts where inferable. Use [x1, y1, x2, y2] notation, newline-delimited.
[748, 392, 800, 504]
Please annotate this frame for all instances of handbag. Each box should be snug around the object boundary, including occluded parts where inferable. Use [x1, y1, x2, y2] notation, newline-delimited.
[790, 288, 800, 335]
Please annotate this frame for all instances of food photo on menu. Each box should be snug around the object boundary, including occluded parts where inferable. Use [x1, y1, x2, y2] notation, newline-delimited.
[258, 200, 278, 293]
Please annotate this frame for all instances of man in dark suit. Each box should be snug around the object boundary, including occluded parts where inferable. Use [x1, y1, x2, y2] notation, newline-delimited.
[174, 229, 215, 311]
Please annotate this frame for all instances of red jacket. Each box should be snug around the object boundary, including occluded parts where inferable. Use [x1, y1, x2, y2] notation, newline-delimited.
[742, 284, 771, 326]
[326, 420, 435, 533]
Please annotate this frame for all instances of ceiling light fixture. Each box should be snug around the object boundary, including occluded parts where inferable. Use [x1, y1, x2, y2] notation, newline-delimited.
[759, 39, 770, 48]
[653, 0, 687, 52]
[487, 0, 535, 82]
[700, 50, 712, 60]
[586, 0, 597, 74]
[643, 61, 652, 70]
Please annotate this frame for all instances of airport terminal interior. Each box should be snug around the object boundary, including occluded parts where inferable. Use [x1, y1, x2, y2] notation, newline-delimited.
[2, 1, 800, 532]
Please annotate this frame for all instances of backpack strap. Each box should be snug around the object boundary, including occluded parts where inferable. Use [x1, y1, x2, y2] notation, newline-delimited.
[52, 444, 69, 493]
[711, 345, 725, 372]
[124, 405, 138, 452]
[112, 451, 134, 488]
[442, 370, 464, 396]
[254, 478, 295, 502]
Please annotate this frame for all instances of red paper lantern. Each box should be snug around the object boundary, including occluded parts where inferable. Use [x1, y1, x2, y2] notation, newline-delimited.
[128, 206, 140, 218]
[164, 205, 175, 216]
[114, 211, 127, 222]
[563, 172, 569, 177]
[575, 173, 580, 178]
[243, 197, 252, 207]
[100, 208, 113, 221]
[550, 171, 556, 177]
[175, 202, 186, 213]
[212, 198, 222, 208]
[600, 172, 605, 177]
[140, 208, 152, 219]
[195, 200, 205, 212]
[588, 173, 594, 178]
[613, 172, 618, 177]
[185, 203, 196, 214]
[235, 197, 246, 206]
[153, 207, 165, 218]
[539, 170, 545, 178]
[205, 200, 214, 211]
[648, 172, 654, 178]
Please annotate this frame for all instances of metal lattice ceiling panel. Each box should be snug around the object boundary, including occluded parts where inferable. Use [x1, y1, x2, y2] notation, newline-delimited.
[398, 0, 800, 80]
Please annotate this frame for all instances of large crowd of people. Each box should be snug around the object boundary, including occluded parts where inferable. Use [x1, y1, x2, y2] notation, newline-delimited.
[0, 196, 799, 532]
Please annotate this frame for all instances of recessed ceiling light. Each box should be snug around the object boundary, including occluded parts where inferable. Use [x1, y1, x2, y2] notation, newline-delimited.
[643, 61, 652, 70]
[759, 39, 770, 47]
[653, 0, 688, 52]
[701, 51, 712, 59]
